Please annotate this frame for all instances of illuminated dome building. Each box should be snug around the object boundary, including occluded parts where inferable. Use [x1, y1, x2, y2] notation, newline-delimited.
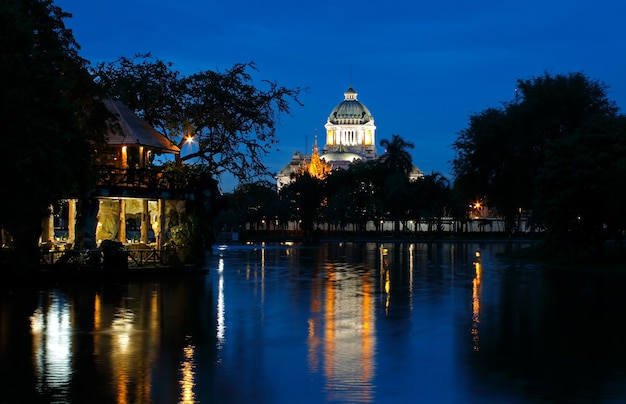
[278, 85, 377, 190]
[277, 85, 421, 190]
[322, 85, 377, 163]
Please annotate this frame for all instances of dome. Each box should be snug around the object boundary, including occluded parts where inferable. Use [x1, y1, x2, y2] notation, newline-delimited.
[328, 85, 373, 125]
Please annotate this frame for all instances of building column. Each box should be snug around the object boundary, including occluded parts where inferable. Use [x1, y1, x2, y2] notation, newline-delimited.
[118, 199, 126, 243]
[141, 199, 149, 244]
[157, 199, 166, 248]
[40, 205, 55, 244]
[68, 199, 77, 246]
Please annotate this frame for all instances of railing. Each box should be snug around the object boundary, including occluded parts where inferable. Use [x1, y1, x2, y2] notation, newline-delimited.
[40, 248, 176, 268]
[40, 249, 98, 267]
[96, 166, 187, 191]
[127, 248, 175, 267]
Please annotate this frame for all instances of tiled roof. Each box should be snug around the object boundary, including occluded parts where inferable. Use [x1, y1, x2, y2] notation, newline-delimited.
[103, 100, 180, 154]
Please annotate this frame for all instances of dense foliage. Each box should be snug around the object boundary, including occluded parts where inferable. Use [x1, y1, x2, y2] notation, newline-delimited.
[218, 135, 455, 239]
[93, 55, 304, 185]
[453, 72, 626, 257]
[0, 0, 108, 266]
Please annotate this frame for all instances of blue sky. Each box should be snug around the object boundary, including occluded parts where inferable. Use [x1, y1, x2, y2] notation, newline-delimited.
[57, 0, 626, 191]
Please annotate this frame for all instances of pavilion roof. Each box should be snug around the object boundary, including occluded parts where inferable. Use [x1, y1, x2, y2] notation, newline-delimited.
[103, 99, 180, 154]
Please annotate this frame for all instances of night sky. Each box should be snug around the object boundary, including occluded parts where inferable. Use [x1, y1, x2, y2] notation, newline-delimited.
[56, 0, 626, 191]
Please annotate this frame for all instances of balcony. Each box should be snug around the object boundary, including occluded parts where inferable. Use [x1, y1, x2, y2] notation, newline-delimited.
[93, 165, 198, 200]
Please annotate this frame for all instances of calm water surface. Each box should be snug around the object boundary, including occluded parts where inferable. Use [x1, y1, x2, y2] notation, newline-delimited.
[1, 242, 626, 403]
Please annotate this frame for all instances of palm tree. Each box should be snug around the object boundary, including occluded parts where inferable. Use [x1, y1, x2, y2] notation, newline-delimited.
[379, 135, 415, 236]
[379, 134, 415, 177]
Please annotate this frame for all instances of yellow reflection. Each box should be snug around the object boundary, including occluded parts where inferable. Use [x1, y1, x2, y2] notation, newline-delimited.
[323, 268, 335, 383]
[151, 286, 158, 336]
[308, 263, 376, 403]
[94, 292, 101, 330]
[94, 292, 102, 356]
[307, 273, 322, 373]
[384, 270, 391, 315]
[360, 276, 374, 402]
[108, 294, 154, 403]
[179, 338, 196, 403]
[471, 259, 482, 351]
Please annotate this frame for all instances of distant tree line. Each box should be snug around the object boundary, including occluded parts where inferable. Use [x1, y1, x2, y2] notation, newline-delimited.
[453, 72, 626, 259]
[217, 134, 459, 240]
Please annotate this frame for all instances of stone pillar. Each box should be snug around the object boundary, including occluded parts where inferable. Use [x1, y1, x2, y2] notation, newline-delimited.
[67, 199, 77, 245]
[49, 206, 55, 241]
[141, 199, 149, 244]
[40, 206, 54, 245]
[118, 199, 126, 243]
[157, 199, 166, 248]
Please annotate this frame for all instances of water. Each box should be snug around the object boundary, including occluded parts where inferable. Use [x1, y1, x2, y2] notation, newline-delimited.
[2, 241, 626, 403]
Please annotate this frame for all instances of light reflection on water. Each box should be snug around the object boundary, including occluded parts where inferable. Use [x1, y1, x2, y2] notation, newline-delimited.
[179, 336, 196, 404]
[306, 261, 376, 403]
[30, 291, 72, 399]
[2, 242, 626, 403]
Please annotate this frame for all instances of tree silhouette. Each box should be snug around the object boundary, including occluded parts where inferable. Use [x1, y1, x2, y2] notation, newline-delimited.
[1, 0, 108, 267]
[379, 134, 415, 177]
[453, 72, 626, 257]
[94, 56, 305, 186]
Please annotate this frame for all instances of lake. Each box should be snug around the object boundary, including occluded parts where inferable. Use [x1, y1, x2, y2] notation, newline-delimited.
[1, 241, 625, 403]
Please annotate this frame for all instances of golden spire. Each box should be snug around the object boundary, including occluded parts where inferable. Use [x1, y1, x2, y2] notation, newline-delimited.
[301, 135, 332, 179]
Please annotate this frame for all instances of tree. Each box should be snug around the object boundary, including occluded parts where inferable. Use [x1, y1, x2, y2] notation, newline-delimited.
[453, 107, 533, 233]
[229, 181, 280, 233]
[342, 159, 386, 232]
[410, 172, 451, 235]
[379, 134, 415, 235]
[379, 134, 415, 177]
[94, 56, 304, 185]
[1, 0, 107, 267]
[280, 172, 324, 238]
[93, 54, 184, 139]
[453, 72, 626, 257]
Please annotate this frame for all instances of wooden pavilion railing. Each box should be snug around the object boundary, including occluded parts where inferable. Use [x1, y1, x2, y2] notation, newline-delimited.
[127, 248, 175, 267]
[95, 166, 188, 191]
[40, 247, 176, 268]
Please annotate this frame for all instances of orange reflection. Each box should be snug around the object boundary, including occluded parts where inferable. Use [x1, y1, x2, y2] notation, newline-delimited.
[472, 257, 482, 351]
[179, 339, 196, 403]
[308, 262, 376, 403]
[361, 277, 374, 399]
[323, 267, 335, 383]
[307, 273, 322, 373]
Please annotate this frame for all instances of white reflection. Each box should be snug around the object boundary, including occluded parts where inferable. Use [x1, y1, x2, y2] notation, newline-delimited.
[217, 258, 226, 349]
[261, 245, 265, 306]
[30, 292, 72, 393]
[112, 308, 135, 353]
[409, 244, 414, 311]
